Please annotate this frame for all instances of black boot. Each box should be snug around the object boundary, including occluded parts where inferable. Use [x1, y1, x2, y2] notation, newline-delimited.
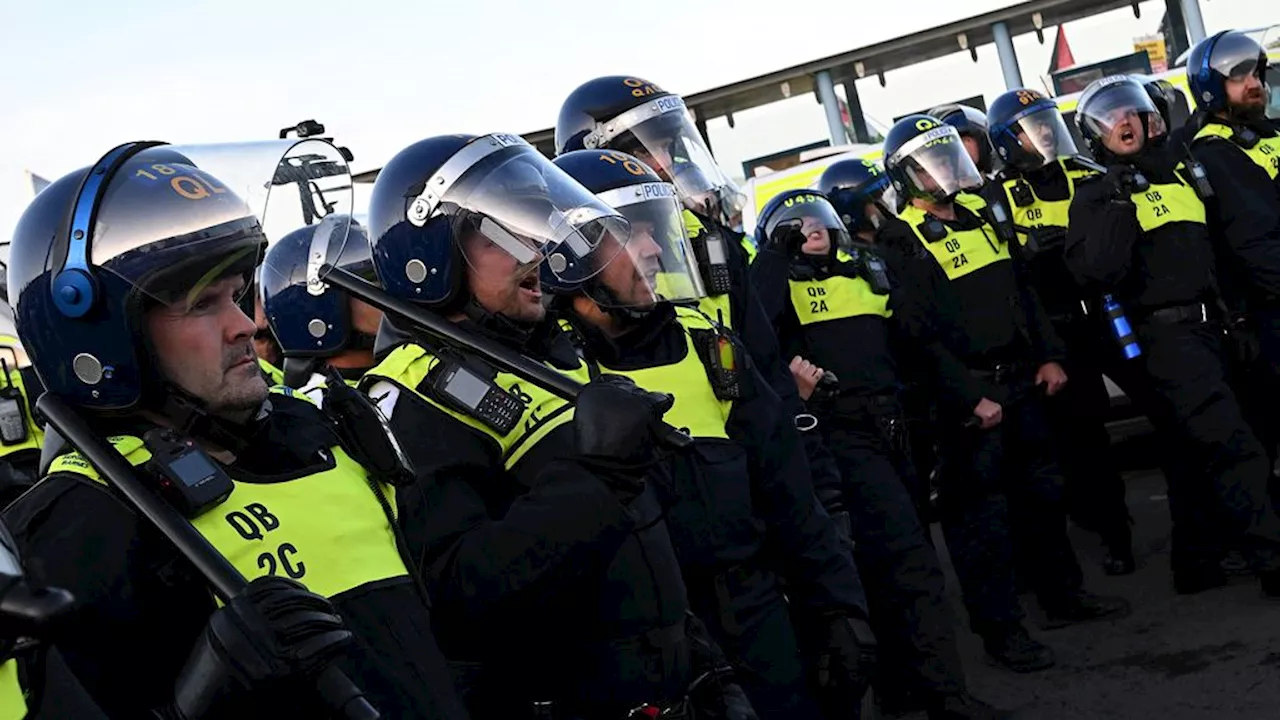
[982, 624, 1055, 673]
[1040, 592, 1131, 629]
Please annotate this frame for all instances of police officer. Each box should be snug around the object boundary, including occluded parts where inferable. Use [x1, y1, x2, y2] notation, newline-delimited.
[881, 115, 1129, 672]
[555, 77, 851, 577]
[0, 276, 45, 508]
[1187, 33, 1280, 388]
[749, 187, 1009, 720]
[1066, 75, 1280, 595]
[930, 104, 998, 178]
[358, 133, 753, 719]
[259, 216, 382, 403]
[1, 141, 471, 719]
[986, 88, 1136, 575]
[548, 148, 873, 720]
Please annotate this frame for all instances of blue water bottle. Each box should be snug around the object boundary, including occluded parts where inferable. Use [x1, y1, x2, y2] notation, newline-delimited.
[1103, 294, 1141, 359]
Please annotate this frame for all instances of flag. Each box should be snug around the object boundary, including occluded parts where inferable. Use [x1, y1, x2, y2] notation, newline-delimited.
[25, 170, 50, 198]
[1049, 26, 1076, 74]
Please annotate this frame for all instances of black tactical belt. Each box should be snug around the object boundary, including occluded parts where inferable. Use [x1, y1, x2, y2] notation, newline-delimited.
[967, 360, 1028, 385]
[1141, 303, 1208, 326]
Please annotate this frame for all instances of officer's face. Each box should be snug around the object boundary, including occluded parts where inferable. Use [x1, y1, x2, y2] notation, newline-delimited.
[349, 297, 383, 335]
[960, 136, 982, 168]
[1016, 117, 1057, 159]
[146, 275, 268, 422]
[1101, 109, 1145, 156]
[252, 294, 281, 367]
[800, 216, 831, 256]
[461, 230, 545, 323]
[1226, 72, 1268, 118]
[598, 228, 659, 309]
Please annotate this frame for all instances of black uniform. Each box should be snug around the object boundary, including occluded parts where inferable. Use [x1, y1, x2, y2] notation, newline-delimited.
[1191, 118, 1280, 461]
[2, 393, 470, 720]
[749, 241, 967, 706]
[992, 159, 1134, 564]
[1065, 142, 1280, 584]
[882, 193, 1091, 640]
[565, 302, 869, 720]
[363, 320, 715, 719]
[6, 646, 111, 720]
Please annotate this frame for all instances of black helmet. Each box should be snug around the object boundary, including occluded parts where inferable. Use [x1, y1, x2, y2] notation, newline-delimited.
[930, 104, 995, 174]
[549, 149, 704, 315]
[1075, 75, 1165, 159]
[556, 76, 746, 227]
[883, 115, 986, 203]
[816, 158, 896, 234]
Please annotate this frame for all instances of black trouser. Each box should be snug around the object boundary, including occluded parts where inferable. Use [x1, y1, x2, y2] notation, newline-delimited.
[1134, 316, 1280, 573]
[689, 565, 823, 720]
[822, 397, 966, 703]
[1242, 304, 1280, 465]
[936, 370, 1084, 636]
[1044, 316, 1132, 551]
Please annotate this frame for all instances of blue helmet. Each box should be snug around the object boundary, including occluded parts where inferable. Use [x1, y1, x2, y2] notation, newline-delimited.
[987, 89, 1078, 172]
[365, 133, 632, 316]
[259, 215, 376, 383]
[8, 143, 269, 412]
[556, 76, 746, 228]
[816, 158, 895, 234]
[929, 104, 995, 174]
[1188, 30, 1269, 115]
[883, 115, 985, 203]
[755, 189, 852, 264]
[549, 149, 704, 313]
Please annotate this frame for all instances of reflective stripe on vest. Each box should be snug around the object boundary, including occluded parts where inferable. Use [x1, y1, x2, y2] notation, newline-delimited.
[258, 358, 285, 386]
[0, 660, 26, 720]
[364, 344, 592, 470]
[1194, 123, 1280, 181]
[788, 251, 891, 325]
[1002, 159, 1096, 241]
[0, 369, 43, 457]
[592, 308, 731, 439]
[47, 436, 408, 600]
[901, 194, 1011, 281]
[1129, 169, 1206, 233]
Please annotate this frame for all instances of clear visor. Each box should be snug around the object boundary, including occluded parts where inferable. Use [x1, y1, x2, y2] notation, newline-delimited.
[84, 140, 353, 312]
[406, 136, 631, 285]
[888, 126, 985, 202]
[592, 97, 747, 225]
[1007, 107, 1078, 169]
[1210, 32, 1267, 81]
[763, 193, 854, 255]
[594, 182, 706, 307]
[1079, 84, 1165, 144]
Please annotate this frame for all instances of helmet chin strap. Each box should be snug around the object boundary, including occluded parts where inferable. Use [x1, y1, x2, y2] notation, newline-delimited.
[155, 382, 262, 456]
[584, 278, 653, 324]
[461, 295, 537, 347]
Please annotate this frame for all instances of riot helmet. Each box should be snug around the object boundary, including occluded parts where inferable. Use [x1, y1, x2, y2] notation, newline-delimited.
[260, 216, 381, 386]
[930, 104, 996, 174]
[987, 89, 1079, 172]
[1188, 30, 1270, 119]
[755, 190, 853, 268]
[884, 115, 986, 204]
[1076, 75, 1165, 159]
[816, 158, 897, 236]
[8, 139, 350, 424]
[363, 133, 632, 332]
[549, 150, 705, 319]
[556, 76, 746, 228]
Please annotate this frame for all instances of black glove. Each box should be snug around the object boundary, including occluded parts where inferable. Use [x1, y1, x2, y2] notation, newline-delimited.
[768, 218, 807, 255]
[1024, 226, 1067, 256]
[811, 614, 877, 720]
[1225, 315, 1262, 365]
[1104, 166, 1147, 201]
[573, 375, 674, 499]
[169, 576, 352, 720]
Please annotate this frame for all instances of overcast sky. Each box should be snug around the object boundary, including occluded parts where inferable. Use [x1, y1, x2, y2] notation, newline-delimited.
[2, 0, 1277, 242]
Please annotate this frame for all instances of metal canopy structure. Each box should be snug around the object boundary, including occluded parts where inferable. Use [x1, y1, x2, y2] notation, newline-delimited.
[353, 0, 1153, 183]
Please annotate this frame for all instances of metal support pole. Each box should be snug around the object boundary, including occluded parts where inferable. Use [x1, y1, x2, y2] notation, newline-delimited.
[1163, 1, 1191, 65]
[814, 70, 848, 146]
[695, 114, 713, 156]
[1178, 0, 1207, 45]
[992, 21, 1025, 90]
[841, 79, 873, 143]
